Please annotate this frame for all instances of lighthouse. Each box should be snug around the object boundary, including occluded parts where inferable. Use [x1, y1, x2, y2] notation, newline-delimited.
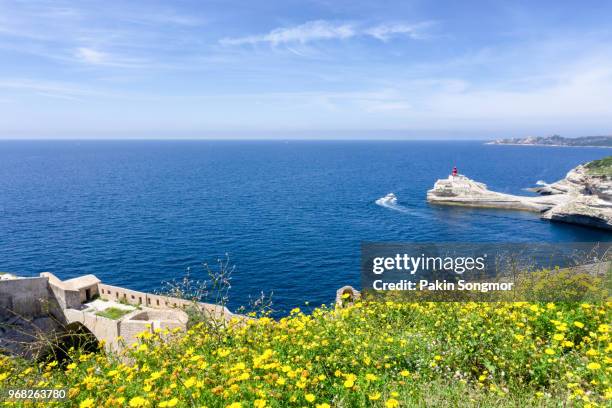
[452, 166, 458, 177]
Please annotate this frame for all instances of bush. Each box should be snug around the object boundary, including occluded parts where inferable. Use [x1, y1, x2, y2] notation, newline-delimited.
[1, 299, 610, 407]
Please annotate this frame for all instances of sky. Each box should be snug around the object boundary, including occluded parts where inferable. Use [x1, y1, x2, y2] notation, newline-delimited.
[0, 0, 611, 139]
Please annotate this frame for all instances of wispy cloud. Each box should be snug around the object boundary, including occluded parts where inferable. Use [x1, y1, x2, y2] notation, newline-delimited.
[72, 46, 150, 68]
[365, 22, 434, 41]
[220, 20, 432, 46]
[220, 21, 354, 46]
[0, 78, 129, 100]
[0, 1, 205, 69]
[75, 47, 108, 64]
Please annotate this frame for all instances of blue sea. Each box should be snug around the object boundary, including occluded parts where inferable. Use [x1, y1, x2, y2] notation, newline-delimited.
[1, 141, 610, 314]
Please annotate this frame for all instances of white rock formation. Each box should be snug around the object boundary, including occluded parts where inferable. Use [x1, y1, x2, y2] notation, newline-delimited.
[538, 164, 612, 230]
[427, 174, 565, 212]
[427, 162, 612, 231]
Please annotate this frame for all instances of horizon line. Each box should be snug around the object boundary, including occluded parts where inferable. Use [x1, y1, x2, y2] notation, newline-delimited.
[0, 137, 493, 142]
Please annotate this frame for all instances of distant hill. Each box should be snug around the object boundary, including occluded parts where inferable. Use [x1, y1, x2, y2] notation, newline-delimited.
[487, 135, 612, 147]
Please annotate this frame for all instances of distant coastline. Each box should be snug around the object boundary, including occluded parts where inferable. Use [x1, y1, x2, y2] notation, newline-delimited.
[487, 135, 612, 148]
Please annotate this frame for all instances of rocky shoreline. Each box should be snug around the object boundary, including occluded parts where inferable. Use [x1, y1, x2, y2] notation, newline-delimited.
[427, 157, 612, 231]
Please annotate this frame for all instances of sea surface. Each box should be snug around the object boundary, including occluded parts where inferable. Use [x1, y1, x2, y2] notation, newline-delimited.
[1, 141, 610, 314]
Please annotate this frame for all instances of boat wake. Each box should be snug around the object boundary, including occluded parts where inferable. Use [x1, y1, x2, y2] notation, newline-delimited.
[375, 193, 411, 213]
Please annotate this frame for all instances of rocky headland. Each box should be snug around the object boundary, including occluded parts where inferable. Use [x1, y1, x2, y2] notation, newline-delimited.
[427, 157, 612, 230]
[487, 135, 612, 148]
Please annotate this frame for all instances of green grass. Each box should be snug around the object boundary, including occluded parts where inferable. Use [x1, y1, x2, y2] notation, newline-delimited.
[585, 156, 612, 176]
[94, 307, 131, 320]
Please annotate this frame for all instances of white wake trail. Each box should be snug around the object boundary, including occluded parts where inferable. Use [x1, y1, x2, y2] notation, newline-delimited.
[375, 193, 411, 213]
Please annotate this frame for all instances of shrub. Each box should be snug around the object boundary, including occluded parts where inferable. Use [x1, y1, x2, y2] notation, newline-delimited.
[1, 299, 610, 407]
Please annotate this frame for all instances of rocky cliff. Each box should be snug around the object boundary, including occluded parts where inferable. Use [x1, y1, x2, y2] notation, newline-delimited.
[536, 159, 612, 230]
[427, 157, 612, 230]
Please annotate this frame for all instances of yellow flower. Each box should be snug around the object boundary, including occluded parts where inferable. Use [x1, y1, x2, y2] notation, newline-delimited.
[587, 362, 601, 370]
[574, 321, 585, 328]
[315, 404, 330, 408]
[369, 393, 381, 400]
[544, 348, 555, 355]
[553, 333, 564, 341]
[184, 376, 196, 388]
[226, 403, 242, 408]
[254, 399, 266, 408]
[159, 398, 178, 408]
[385, 398, 400, 408]
[305, 394, 316, 402]
[129, 396, 148, 407]
[365, 373, 378, 381]
[343, 379, 354, 388]
[80, 398, 95, 408]
[400, 370, 410, 377]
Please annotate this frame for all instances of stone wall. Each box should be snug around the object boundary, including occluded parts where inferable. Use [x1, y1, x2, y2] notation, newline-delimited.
[63, 308, 122, 351]
[2, 274, 240, 355]
[118, 309, 189, 348]
[0, 277, 54, 318]
[99, 284, 187, 308]
[40, 272, 81, 310]
[98, 284, 235, 322]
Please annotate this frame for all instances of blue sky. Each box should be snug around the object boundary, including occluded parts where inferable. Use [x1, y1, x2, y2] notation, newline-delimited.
[1, 0, 611, 139]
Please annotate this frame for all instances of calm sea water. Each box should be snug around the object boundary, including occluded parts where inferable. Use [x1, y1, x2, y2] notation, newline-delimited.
[1, 141, 610, 313]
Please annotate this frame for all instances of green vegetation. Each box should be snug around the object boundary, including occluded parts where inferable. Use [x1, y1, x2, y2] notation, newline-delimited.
[95, 307, 131, 320]
[2, 264, 609, 407]
[585, 156, 612, 176]
[1, 298, 610, 407]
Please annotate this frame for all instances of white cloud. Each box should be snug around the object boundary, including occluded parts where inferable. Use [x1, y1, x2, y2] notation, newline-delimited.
[75, 47, 108, 64]
[365, 22, 433, 41]
[220, 20, 354, 46]
[220, 20, 430, 46]
[72, 47, 149, 68]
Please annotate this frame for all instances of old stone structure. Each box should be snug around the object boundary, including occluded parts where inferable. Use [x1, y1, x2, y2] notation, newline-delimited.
[0, 272, 236, 356]
[335, 285, 361, 307]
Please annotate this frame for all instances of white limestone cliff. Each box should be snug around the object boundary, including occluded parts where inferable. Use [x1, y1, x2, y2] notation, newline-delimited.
[427, 160, 612, 231]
